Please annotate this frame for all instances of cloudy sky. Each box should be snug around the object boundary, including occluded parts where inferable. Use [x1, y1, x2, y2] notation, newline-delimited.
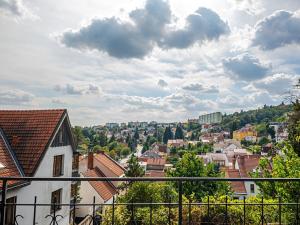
[0, 0, 300, 125]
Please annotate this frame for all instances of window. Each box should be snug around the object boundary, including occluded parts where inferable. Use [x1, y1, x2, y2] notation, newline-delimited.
[51, 121, 71, 147]
[5, 196, 17, 225]
[51, 189, 62, 213]
[250, 183, 255, 193]
[53, 155, 64, 177]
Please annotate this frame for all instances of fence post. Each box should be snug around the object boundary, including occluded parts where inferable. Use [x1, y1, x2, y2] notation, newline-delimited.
[112, 196, 115, 225]
[178, 181, 183, 225]
[33, 196, 37, 225]
[0, 179, 7, 225]
[278, 196, 281, 225]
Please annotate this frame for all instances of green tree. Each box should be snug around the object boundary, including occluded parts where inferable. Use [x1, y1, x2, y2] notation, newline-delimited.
[133, 127, 139, 141]
[163, 126, 173, 144]
[109, 133, 116, 143]
[288, 100, 300, 156]
[125, 155, 145, 177]
[175, 124, 184, 139]
[253, 142, 300, 202]
[168, 152, 229, 200]
[99, 132, 107, 147]
[72, 126, 85, 147]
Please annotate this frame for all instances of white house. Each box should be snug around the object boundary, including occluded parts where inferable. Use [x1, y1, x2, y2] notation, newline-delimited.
[234, 155, 263, 197]
[0, 109, 77, 225]
[77, 151, 125, 221]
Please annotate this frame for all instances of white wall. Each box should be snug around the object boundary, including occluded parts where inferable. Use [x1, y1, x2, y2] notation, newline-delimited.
[245, 181, 260, 197]
[5, 145, 73, 225]
[76, 175, 104, 218]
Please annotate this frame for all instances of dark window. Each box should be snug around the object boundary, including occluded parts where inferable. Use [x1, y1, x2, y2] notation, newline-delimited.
[51, 189, 62, 213]
[5, 196, 17, 225]
[51, 120, 71, 147]
[250, 183, 255, 193]
[53, 155, 64, 177]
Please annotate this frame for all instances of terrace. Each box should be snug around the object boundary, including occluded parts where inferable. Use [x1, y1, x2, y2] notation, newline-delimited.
[0, 177, 300, 225]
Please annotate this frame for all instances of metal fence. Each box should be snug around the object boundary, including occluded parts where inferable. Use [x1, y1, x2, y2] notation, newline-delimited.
[1, 177, 300, 225]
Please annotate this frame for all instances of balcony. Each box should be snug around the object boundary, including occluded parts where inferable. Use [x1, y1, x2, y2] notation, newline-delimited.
[0, 177, 300, 225]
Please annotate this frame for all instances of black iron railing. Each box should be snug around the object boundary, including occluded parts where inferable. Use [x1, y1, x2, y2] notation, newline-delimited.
[0, 177, 300, 225]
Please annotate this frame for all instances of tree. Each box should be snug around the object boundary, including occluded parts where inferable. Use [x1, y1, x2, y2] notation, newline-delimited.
[72, 126, 85, 148]
[288, 100, 300, 156]
[99, 132, 107, 147]
[163, 126, 173, 144]
[109, 133, 116, 143]
[175, 124, 184, 139]
[125, 155, 145, 177]
[252, 142, 300, 202]
[258, 136, 270, 146]
[92, 145, 102, 152]
[133, 127, 139, 141]
[167, 152, 229, 200]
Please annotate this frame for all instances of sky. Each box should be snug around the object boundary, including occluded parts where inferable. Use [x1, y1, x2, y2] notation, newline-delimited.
[0, 0, 300, 126]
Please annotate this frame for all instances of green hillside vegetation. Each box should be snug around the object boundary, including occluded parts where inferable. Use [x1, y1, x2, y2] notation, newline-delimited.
[221, 103, 292, 134]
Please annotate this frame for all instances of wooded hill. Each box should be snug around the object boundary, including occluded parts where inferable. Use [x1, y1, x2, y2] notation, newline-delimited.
[221, 103, 292, 133]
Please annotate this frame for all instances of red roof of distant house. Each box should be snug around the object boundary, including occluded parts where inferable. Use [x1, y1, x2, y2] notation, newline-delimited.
[236, 155, 261, 177]
[0, 109, 69, 176]
[147, 158, 166, 166]
[83, 169, 117, 201]
[0, 130, 23, 187]
[145, 170, 165, 177]
[94, 152, 125, 177]
[225, 169, 247, 194]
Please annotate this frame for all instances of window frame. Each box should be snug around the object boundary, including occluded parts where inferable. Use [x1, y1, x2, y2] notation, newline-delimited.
[53, 155, 64, 177]
[51, 189, 62, 213]
[250, 183, 255, 193]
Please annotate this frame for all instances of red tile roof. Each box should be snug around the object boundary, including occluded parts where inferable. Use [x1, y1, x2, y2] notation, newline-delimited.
[0, 109, 66, 176]
[145, 170, 165, 177]
[83, 169, 117, 202]
[0, 132, 22, 187]
[225, 169, 247, 194]
[236, 155, 261, 177]
[94, 152, 125, 177]
[147, 158, 166, 166]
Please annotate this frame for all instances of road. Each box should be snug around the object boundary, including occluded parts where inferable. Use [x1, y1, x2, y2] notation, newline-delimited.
[120, 144, 143, 164]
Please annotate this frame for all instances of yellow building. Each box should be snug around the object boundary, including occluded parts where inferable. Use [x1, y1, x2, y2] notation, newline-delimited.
[233, 125, 257, 142]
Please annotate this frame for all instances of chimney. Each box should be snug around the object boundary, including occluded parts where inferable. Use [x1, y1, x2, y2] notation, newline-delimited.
[88, 151, 94, 170]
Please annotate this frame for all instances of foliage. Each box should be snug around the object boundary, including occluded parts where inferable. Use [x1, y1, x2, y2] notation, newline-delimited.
[167, 152, 230, 200]
[288, 100, 300, 156]
[163, 126, 173, 144]
[133, 127, 140, 141]
[221, 104, 292, 134]
[175, 125, 184, 139]
[125, 155, 145, 177]
[247, 145, 261, 154]
[258, 137, 270, 146]
[252, 142, 300, 201]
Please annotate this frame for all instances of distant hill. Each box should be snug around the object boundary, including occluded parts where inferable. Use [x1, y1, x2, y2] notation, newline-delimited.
[221, 103, 292, 133]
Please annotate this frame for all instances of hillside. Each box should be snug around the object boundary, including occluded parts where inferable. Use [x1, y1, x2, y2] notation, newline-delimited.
[221, 103, 292, 133]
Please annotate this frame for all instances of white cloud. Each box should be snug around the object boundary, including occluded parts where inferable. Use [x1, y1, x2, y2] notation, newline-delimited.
[0, 89, 34, 105]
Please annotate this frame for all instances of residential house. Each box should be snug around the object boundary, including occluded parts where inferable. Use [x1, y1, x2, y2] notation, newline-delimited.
[78, 151, 125, 220]
[225, 169, 247, 200]
[146, 158, 166, 171]
[167, 139, 184, 148]
[234, 155, 262, 197]
[233, 125, 257, 142]
[0, 109, 77, 225]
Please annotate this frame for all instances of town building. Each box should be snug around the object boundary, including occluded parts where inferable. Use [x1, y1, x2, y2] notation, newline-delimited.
[105, 123, 119, 129]
[233, 124, 257, 142]
[199, 112, 222, 124]
[78, 151, 125, 222]
[0, 109, 78, 225]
